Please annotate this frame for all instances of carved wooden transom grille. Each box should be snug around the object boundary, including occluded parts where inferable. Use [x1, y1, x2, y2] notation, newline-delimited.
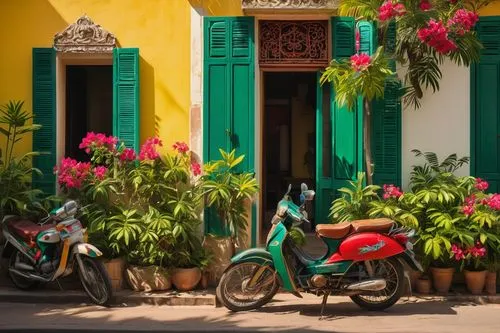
[259, 20, 329, 66]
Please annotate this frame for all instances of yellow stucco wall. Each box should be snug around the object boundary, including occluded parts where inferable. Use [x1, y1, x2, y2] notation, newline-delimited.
[480, 1, 500, 15]
[0, 0, 191, 157]
[190, 0, 243, 16]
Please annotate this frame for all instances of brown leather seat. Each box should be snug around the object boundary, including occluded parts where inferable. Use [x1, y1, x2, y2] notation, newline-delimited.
[316, 218, 394, 239]
[8, 220, 52, 240]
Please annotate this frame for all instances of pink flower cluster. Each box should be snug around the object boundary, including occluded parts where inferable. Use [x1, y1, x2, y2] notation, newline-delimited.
[119, 148, 136, 162]
[483, 194, 500, 211]
[419, 0, 432, 11]
[462, 194, 476, 216]
[383, 184, 403, 200]
[452, 242, 487, 261]
[417, 20, 457, 54]
[350, 53, 371, 72]
[173, 141, 189, 154]
[475, 178, 489, 191]
[378, 1, 406, 22]
[94, 166, 108, 180]
[139, 137, 163, 161]
[191, 161, 202, 176]
[54, 157, 91, 189]
[448, 9, 479, 36]
[79, 132, 118, 154]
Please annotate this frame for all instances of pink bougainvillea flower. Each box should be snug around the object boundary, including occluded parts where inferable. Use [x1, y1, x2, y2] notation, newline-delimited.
[474, 177, 489, 191]
[79, 132, 118, 153]
[462, 204, 475, 216]
[451, 244, 465, 261]
[172, 141, 189, 154]
[382, 184, 403, 200]
[191, 161, 202, 176]
[350, 53, 371, 72]
[119, 148, 136, 161]
[56, 157, 91, 189]
[418, 19, 457, 54]
[448, 9, 479, 36]
[139, 137, 163, 161]
[469, 243, 487, 258]
[419, 0, 432, 11]
[484, 193, 500, 210]
[93, 166, 108, 180]
[465, 194, 476, 206]
[378, 1, 406, 22]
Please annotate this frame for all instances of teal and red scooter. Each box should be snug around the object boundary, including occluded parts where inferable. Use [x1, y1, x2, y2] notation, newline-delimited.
[216, 184, 423, 315]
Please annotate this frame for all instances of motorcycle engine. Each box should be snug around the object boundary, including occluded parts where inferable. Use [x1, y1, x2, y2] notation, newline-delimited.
[309, 274, 327, 288]
[40, 258, 60, 274]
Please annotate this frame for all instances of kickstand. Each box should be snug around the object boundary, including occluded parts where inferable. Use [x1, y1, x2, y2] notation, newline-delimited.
[319, 291, 330, 320]
[404, 271, 412, 301]
[55, 278, 64, 291]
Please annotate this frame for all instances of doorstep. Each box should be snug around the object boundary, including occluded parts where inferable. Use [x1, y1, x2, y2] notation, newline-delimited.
[0, 287, 217, 306]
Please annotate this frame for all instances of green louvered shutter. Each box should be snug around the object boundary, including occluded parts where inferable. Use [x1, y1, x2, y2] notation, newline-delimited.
[471, 17, 500, 193]
[372, 21, 402, 187]
[32, 48, 56, 195]
[113, 48, 140, 151]
[203, 17, 255, 236]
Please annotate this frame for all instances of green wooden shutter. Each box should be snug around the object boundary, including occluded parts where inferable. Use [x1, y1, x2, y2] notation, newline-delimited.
[371, 20, 402, 187]
[471, 17, 500, 193]
[204, 17, 255, 236]
[113, 48, 140, 151]
[32, 48, 56, 195]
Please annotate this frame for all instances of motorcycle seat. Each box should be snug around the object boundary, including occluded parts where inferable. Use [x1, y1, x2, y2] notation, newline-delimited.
[316, 218, 394, 239]
[7, 219, 53, 240]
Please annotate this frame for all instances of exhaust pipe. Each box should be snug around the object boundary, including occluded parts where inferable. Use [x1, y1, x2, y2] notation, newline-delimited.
[9, 268, 51, 283]
[346, 279, 386, 291]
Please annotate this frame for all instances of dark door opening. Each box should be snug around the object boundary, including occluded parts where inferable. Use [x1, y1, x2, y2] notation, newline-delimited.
[65, 65, 113, 161]
[261, 72, 317, 243]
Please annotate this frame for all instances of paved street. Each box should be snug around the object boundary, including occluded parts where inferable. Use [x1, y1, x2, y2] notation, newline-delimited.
[0, 294, 499, 333]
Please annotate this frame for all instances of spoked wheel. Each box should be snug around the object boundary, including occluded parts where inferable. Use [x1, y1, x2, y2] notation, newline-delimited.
[216, 262, 279, 312]
[350, 257, 405, 311]
[8, 249, 39, 290]
[77, 255, 112, 306]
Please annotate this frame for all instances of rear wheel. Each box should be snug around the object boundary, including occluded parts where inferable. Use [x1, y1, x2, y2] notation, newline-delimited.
[77, 255, 112, 306]
[8, 249, 39, 290]
[350, 257, 405, 311]
[216, 262, 279, 312]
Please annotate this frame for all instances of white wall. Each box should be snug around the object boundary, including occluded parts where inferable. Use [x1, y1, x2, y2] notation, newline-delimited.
[401, 60, 470, 189]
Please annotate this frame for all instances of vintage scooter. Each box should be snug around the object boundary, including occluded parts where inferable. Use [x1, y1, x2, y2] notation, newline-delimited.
[217, 184, 423, 315]
[1, 201, 112, 305]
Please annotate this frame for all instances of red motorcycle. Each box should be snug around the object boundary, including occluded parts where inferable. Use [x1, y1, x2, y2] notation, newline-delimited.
[217, 184, 423, 315]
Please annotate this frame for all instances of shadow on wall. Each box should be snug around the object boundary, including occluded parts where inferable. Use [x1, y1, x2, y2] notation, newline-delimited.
[188, 0, 243, 16]
[139, 56, 156, 140]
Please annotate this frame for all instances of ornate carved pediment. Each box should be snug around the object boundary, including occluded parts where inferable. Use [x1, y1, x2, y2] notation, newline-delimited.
[54, 15, 116, 53]
[242, 0, 340, 11]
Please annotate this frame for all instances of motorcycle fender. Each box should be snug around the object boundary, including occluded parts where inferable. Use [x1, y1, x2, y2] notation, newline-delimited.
[71, 243, 103, 258]
[231, 248, 273, 266]
[327, 232, 404, 263]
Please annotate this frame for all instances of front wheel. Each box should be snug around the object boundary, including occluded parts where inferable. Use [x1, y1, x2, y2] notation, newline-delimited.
[216, 262, 279, 312]
[350, 257, 405, 311]
[77, 255, 112, 306]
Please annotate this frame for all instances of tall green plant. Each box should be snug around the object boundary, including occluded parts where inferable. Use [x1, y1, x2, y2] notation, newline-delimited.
[0, 100, 43, 217]
[203, 149, 259, 244]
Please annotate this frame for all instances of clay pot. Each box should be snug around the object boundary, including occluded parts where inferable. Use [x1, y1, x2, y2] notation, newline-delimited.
[172, 267, 202, 291]
[410, 270, 423, 291]
[200, 271, 209, 289]
[464, 270, 487, 295]
[485, 271, 497, 296]
[431, 267, 454, 294]
[416, 278, 432, 294]
[103, 258, 126, 291]
[125, 265, 172, 292]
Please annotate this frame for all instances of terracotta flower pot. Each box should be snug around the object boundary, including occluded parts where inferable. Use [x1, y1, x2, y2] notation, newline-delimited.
[125, 265, 172, 292]
[172, 267, 202, 291]
[103, 258, 126, 291]
[416, 278, 432, 294]
[410, 270, 423, 291]
[464, 270, 487, 295]
[485, 271, 497, 296]
[431, 267, 454, 294]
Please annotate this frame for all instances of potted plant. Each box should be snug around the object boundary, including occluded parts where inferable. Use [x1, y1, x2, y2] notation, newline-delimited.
[171, 244, 211, 292]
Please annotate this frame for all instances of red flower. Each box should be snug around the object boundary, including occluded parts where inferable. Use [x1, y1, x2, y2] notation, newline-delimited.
[448, 9, 479, 36]
[417, 19, 457, 54]
[383, 184, 403, 200]
[350, 53, 371, 72]
[451, 244, 465, 261]
[419, 0, 432, 11]
[469, 244, 486, 258]
[56, 157, 91, 189]
[191, 161, 202, 176]
[173, 141, 189, 154]
[79, 132, 118, 153]
[475, 177, 489, 191]
[139, 137, 163, 161]
[483, 194, 500, 210]
[462, 204, 475, 216]
[93, 166, 108, 180]
[378, 1, 406, 22]
[119, 148, 136, 161]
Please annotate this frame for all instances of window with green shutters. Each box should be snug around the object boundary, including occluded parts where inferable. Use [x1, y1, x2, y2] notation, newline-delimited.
[203, 17, 255, 237]
[32, 47, 140, 195]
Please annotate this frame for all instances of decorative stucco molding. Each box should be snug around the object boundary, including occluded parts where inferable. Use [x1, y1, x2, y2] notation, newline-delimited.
[54, 15, 116, 53]
[242, 0, 340, 10]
